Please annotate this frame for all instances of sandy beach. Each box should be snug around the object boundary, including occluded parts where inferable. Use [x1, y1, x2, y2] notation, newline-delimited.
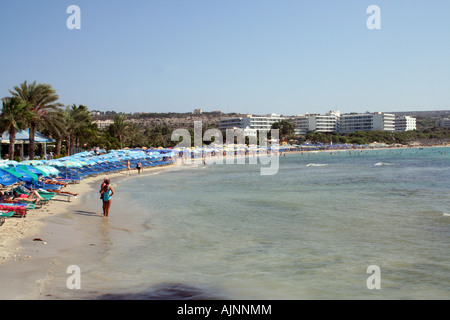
[0, 162, 178, 299]
[0, 175, 98, 267]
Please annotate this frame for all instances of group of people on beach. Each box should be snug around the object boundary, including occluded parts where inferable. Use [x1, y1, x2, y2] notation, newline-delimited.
[126, 160, 143, 176]
[0, 189, 44, 204]
[0, 179, 80, 205]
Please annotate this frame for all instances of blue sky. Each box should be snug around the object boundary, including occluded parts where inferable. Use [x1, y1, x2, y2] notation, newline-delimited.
[0, 0, 449, 115]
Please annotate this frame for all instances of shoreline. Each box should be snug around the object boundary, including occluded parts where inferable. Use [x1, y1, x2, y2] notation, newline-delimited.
[0, 162, 178, 299]
[1, 143, 448, 264]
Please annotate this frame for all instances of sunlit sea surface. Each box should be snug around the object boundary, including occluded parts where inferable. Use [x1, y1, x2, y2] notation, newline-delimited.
[39, 147, 450, 299]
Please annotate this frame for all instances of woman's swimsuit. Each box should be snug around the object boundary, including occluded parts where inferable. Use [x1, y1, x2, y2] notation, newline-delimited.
[103, 189, 112, 201]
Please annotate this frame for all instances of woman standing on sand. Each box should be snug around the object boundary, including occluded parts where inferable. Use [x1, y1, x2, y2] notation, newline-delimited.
[101, 179, 114, 217]
[136, 161, 142, 175]
[99, 178, 107, 200]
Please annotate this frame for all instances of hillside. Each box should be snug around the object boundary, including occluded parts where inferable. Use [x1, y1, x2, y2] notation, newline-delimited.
[92, 109, 450, 131]
[92, 111, 249, 130]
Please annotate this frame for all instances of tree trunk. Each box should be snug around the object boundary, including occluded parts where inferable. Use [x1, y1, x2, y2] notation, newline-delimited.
[55, 138, 62, 156]
[66, 133, 71, 156]
[8, 128, 15, 160]
[29, 122, 36, 160]
[70, 137, 74, 154]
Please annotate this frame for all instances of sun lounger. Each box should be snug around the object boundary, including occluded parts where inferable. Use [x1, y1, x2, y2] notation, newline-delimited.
[1, 201, 37, 210]
[12, 187, 52, 204]
[0, 210, 15, 226]
[0, 205, 27, 218]
[14, 185, 71, 203]
[37, 189, 71, 202]
[27, 180, 62, 191]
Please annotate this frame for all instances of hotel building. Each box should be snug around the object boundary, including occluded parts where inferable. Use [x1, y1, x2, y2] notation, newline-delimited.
[337, 112, 395, 134]
[219, 114, 284, 136]
[438, 118, 450, 128]
[294, 111, 340, 135]
[394, 116, 416, 132]
[93, 119, 114, 130]
[220, 111, 415, 136]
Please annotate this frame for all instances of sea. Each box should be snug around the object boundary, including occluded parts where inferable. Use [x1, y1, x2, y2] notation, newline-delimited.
[34, 147, 450, 299]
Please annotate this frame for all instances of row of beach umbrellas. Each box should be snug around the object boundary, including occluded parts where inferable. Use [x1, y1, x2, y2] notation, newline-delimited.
[0, 143, 306, 186]
[0, 148, 176, 186]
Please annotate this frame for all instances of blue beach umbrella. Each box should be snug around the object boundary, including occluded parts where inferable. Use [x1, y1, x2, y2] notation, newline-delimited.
[18, 165, 45, 177]
[45, 166, 60, 176]
[85, 159, 100, 165]
[60, 160, 83, 168]
[34, 165, 55, 177]
[20, 160, 39, 165]
[14, 167, 39, 182]
[45, 160, 65, 166]
[55, 156, 72, 161]
[0, 168, 19, 186]
[2, 160, 19, 166]
[1, 167, 34, 183]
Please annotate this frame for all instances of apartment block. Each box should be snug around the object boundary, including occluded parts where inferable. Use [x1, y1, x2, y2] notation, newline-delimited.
[394, 116, 416, 132]
[294, 111, 340, 135]
[437, 118, 450, 128]
[93, 119, 114, 130]
[338, 112, 395, 134]
[219, 114, 284, 136]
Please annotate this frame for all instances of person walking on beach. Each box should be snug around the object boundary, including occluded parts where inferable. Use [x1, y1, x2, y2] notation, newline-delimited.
[136, 161, 142, 175]
[101, 179, 114, 217]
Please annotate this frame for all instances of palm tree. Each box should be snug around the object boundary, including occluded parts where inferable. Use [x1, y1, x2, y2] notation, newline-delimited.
[0, 97, 31, 160]
[40, 108, 66, 156]
[64, 104, 93, 155]
[9, 80, 63, 159]
[145, 124, 172, 148]
[125, 123, 145, 148]
[111, 115, 128, 149]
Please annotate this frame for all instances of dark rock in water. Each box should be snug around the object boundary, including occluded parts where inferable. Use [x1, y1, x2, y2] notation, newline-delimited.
[94, 283, 224, 300]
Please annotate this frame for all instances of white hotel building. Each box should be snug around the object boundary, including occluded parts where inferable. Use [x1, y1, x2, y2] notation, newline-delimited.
[219, 111, 416, 136]
[338, 112, 396, 133]
[438, 118, 450, 128]
[93, 119, 114, 130]
[294, 111, 415, 134]
[219, 114, 284, 137]
[394, 116, 416, 132]
[294, 111, 340, 135]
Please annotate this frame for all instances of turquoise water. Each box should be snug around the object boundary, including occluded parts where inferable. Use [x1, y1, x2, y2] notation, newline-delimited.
[40, 147, 450, 299]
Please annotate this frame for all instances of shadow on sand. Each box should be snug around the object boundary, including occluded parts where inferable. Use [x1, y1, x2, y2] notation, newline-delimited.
[71, 210, 102, 217]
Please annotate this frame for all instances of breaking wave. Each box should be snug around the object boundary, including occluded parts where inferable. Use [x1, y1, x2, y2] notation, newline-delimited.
[374, 162, 393, 166]
[306, 163, 329, 167]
